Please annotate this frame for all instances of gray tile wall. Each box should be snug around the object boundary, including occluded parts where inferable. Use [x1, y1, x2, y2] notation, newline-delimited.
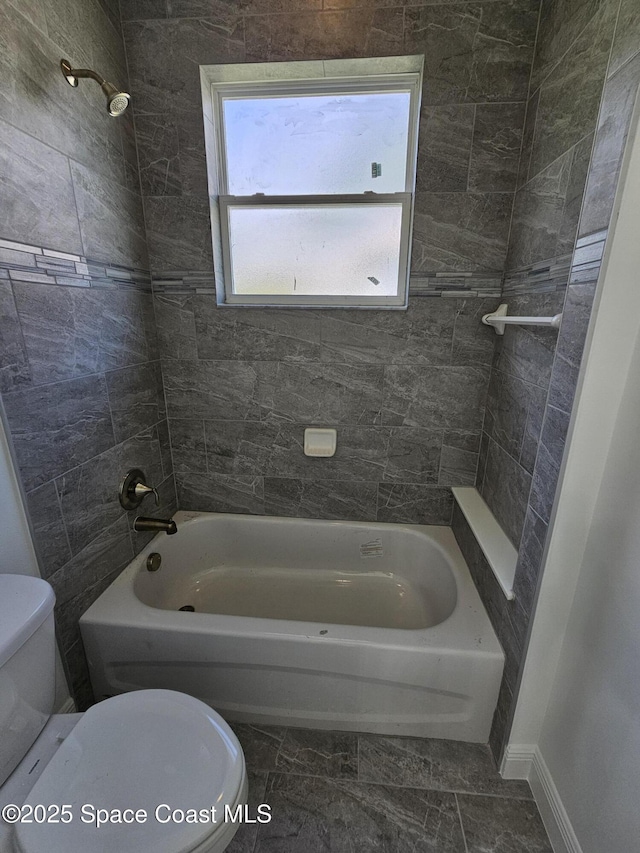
[0, 2, 169, 708]
[0, 240, 176, 708]
[453, 0, 640, 761]
[156, 294, 498, 522]
[121, 0, 539, 522]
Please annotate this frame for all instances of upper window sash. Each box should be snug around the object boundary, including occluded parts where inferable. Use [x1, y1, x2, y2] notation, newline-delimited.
[211, 75, 421, 198]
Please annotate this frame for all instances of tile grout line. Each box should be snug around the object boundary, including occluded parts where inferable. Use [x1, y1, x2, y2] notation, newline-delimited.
[455, 793, 470, 853]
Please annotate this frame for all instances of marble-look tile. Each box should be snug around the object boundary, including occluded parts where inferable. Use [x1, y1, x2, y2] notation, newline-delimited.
[162, 359, 274, 421]
[276, 729, 358, 779]
[229, 724, 286, 773]
[497, 606, 524, 693]
[416, 104, 474, 192]
[2, 374, 115, 492]
[528, 2, 616, 179]
[157, 418, 174, 480]
[56, 426, 164, 554]
[106, 361, 166, 442]
[476, 431, 490, 492]
[412, 192, 512, 273]
[556, 133, 594, 255]
[47, 517, 133, 608]
[579, 53, 640, 237]
[451, 298, 500, 367]
[153, 294, 198, 360]
[120, 0, 167, 21]
[144, 196, 213, 272]
[405, 0, 538, 105]
[520, 384, 547, 475]
[382, 365, 489, 431]
[489, 676, 514, 765]
[135, 113, 182, 196]
[262, 363, 384, 426]
[255, 774, 465, 853]
[492, 293, 565, 388]
[168, 418, 206, 472]
[25, 481, 72, 579]
[609, 0, 640, 76]
[529, 404, 569, 524]
[61, 638, 94, 709]
[458, 793, 552, 853]
[320, 299, 456, 366]
[225, 771, 268, 853]
[480, 438, 531, 548]
[194, 300, 322, 362]
[384, 427, 441, 484]
[516, 89, 538, 189]
[176, 471, 265, 514]
[439, 431, 480, 486]
[12, 285, 153, 385]
[530, 0, 604, 92]
[506, 150, 572, 270]
[513, 507, 548, 619]
[358, 735, 532, 799]
[69, 161, 148, 269]
[0, 280, 30, 393]
[484, 370, 531, 460]
[469, 102, 526, 193]
[263, 477, 378, 521]
[244, 8, 404, 62]
[0, 120, 82, 256]
[376, 484, 453, 525]
[548, 283, 596, 412]
[123, 17, 245, 116]
[207, 421, 390, 482]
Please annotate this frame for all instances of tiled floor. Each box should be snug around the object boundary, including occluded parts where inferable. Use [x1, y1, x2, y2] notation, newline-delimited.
[226, 725, 553, 853]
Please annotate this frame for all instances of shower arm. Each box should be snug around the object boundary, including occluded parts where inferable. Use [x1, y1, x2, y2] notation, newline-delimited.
[60, 60, 105, 88]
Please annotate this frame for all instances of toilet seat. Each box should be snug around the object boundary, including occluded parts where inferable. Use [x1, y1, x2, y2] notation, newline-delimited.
[14, 690, 246, 853]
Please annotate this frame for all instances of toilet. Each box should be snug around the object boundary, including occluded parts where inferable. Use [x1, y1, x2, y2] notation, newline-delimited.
[0, 574, 247, 853]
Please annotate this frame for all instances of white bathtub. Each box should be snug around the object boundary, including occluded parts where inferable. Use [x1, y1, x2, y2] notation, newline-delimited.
[80, 512, 504, 742]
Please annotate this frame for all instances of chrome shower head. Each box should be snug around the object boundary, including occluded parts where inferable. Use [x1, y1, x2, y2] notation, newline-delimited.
[60, 59, 130, 117]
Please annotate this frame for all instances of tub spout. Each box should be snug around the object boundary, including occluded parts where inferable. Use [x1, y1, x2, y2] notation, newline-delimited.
[133, 517, 177, 535]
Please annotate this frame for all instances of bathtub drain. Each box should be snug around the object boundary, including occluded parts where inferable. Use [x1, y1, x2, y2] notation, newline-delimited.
[179, 605, 195, 612]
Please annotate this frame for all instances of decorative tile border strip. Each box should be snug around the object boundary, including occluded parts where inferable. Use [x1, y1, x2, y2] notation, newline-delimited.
[0, 238, 151, 291]
[569, 229, 608, 285]
[151, 270, 503, 298]
[503, 253, 573, 296]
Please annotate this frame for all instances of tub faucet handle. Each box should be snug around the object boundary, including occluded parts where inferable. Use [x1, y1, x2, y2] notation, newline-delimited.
[119, 468, 159, 510]
[134, 482, 159, 505]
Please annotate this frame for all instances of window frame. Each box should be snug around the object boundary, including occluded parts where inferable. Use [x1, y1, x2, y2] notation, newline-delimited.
[202, 59, 424, 309]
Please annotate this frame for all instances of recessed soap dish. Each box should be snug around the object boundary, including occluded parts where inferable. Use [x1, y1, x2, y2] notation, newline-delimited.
[304, 428, 337, 457]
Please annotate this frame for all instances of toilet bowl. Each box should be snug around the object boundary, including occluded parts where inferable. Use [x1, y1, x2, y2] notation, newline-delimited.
[0, 575, 247, 853]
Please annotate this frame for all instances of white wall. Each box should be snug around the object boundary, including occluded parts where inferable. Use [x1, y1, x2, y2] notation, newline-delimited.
[0, 411, 71, 710]
[506, 100, 640, 852]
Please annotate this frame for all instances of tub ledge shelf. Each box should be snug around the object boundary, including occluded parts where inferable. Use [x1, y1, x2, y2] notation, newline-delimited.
[452, 487, 516, 600]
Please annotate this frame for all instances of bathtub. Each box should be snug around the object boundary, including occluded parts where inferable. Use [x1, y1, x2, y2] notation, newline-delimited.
[80, 512, 504, 742]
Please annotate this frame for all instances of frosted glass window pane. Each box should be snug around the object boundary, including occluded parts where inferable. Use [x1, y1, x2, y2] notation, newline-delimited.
[227, 204, 404, 297]
[223, 93, 411, 195]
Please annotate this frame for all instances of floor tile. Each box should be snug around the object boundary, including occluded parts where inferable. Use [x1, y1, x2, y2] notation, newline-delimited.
[227, 771, 268, 853]
[275, 729, 359, 779]
[254, 775, 466, 853]
[231, 723, 287, 772]
[358, 735, 532, 799]
[457, 794, 553, 853]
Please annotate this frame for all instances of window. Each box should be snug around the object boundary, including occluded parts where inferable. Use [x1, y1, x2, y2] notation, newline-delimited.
[201, 57, 423, 308]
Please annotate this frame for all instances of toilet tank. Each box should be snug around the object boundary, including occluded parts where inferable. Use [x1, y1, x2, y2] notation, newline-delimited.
[0, 575, 56, 786]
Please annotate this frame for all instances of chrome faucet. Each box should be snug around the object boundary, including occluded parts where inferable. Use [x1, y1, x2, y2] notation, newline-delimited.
[133, 517, 177, 535]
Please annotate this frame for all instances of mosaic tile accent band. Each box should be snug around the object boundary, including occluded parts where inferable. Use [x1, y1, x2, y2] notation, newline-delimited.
[0, 238, 152, 292]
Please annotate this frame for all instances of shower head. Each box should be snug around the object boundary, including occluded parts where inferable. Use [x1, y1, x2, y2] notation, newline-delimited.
[60, 59, 131, 117]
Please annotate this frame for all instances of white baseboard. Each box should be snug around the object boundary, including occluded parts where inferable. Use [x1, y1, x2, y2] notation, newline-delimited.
[56, 697, 77, 714]
[500, 745, 583, 853]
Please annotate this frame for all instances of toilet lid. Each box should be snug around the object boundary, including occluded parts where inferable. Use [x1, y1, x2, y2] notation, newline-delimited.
[14, 690, 245, 853]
